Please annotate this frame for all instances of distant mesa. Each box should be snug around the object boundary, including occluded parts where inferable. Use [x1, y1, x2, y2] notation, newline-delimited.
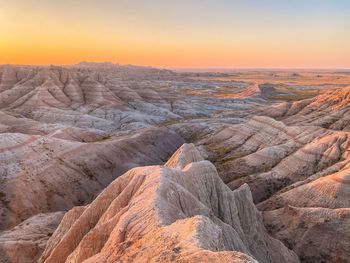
[235, 83, 288, 99]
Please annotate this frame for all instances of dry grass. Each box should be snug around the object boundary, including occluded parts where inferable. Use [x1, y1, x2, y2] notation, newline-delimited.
[270, 88, 324, 102]
[182, 72, 349, 101]
[182, 86, 243, 98]
[192, 72, 350, 87]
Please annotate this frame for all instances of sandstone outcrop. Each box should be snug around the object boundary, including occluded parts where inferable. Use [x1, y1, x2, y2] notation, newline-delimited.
[39, 144, 299, 263]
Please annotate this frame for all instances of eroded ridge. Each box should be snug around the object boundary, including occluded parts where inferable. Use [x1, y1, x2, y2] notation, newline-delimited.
[38, 144, 298, 263]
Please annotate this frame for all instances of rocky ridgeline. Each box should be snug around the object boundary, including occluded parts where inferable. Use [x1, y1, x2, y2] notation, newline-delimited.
[37, 144, 298, 263]
[199, 87, 350, 262]
[0, 65, 256, 136]
[259, 85, 350, 131]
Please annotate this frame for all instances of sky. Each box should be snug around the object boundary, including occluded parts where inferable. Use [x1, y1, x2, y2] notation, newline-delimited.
[1, 0, 350, 68]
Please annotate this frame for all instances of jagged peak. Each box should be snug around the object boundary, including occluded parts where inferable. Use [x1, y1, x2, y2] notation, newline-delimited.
[38, 144, 298, 263]
[165, 143, 204, 169]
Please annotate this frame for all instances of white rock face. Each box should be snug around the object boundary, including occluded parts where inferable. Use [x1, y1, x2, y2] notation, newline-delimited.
[39, 144, 299, 263]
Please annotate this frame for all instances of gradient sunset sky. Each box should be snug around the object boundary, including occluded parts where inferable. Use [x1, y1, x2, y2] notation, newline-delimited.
[1, 0, 350, 68]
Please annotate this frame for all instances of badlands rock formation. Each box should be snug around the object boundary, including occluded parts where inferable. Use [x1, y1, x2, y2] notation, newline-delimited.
[39, 144, 298, 263]
[258, 167, 350, 210]
[195, 87, 350, 262]
[0, 64, 256, 136]
[0, 127, 183, 231]
[234, 84, 286, 99]
[203, 115, 350, 202]
[263, 207, 350, 263]
[1, 64, 350, 262]
[259, 85, 350, 131]
[0, 64, 266, 263]
[0, 212, 64, 263]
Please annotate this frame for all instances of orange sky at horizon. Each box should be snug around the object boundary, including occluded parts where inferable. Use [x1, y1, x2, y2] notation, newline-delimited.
[1, 0, 350, 69]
